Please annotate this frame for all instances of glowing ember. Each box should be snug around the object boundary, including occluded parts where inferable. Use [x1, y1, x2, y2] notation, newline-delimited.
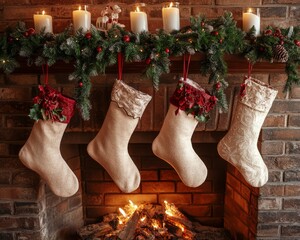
[140, 216, 146, 222]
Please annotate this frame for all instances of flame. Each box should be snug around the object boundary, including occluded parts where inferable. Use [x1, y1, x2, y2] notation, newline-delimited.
[136, 6, 140, 12]
[119, 207, 127, 217]
[129, 200, 138, 210]
[247, 8, 253, 13]
[78, 6, 81, 10]
[84, 5, 87, 11]
[164, 200, 173, 216]
[140, 216, 146, 222]
[169, 2, 173, 8]
[152, 219, 159, 229]
[42, 10, 45, 15]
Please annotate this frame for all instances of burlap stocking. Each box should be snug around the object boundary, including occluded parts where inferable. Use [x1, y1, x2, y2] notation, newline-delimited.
[152, 78, 217, 187]
[217, 77, 278, 187]
[87, 80, 152, 193]
[19, 85, 79, 197]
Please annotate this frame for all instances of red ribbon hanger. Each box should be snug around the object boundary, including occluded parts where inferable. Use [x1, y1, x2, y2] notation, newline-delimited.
[183, 54, 191, 81]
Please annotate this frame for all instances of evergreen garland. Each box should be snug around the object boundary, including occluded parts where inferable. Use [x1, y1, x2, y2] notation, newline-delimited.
[0, 12, 299, 120]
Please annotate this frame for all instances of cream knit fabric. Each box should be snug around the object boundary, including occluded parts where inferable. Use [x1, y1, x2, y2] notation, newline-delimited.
[87, 80, 152, 193]
[217, 77, 278, 187]
[19, 120, 79, 197]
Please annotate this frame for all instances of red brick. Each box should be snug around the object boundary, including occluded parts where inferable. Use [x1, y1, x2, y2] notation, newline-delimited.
[140, 170, 158, 181]
[0, 202, 13, 215]
[85, 206, 118, 219]
[216, 0, 262, 5]
[263, 0, 298, 3]
[3, 0, 30, 5]
[193, 193, 224, 205]
[14, 202, 40, 215]
[258, 211, 300, 223]
[86, 182, 120, 194]
[180, 205, 212, 217]
[105, 194, 157, 206]
[262, 129, 300, 141]
[226, 172, 241, 192]
[288, 115, 300, 127]
[270, 101, 300, 114]
[4, 74, 38, 85]
[158, 194, 192, 205]
[260, 185, 284, 197]
[0, 87, 32, 100]
[268, 171, 282, 182]
[257, 224, 280, 237]
[0, 172, 11, 184]
[0, 216, 40, 230]
[176, 181, 212, 193]
[12, 171, 39, 186]
[258, 198, 281, 210]
[234, 192, 249, 214]
[84, 194, 103, 206]
[261, 141, 284, 155]
[283, 198, 300, 210]
[261, 7, 287, 18]
[141, 182, 175, 193]
[285, 184, 300, 196]
[0, 187, 38, 201]
[160, 169, 180, 181]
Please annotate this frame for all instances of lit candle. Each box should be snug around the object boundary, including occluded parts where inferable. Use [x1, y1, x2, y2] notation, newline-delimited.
[243, 8, 260, 36]
[33, 11, 53, 33]
[162, 2, 180, 33]
[72, 5, 91, 33]
[130, 4, 148, 34]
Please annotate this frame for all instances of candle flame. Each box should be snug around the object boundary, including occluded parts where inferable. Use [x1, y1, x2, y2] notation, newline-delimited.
[42, 10, 45, 15]
[119, 207, 127, 217]
[169, 2, 173, 7]
[84, 5, 87, 11]
[247, 8, 253, 13]
[136, 6, 140, 12]
[78, 6, 81, 10]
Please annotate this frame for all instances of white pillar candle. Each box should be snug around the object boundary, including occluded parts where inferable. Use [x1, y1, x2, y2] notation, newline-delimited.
[162, 2, 180, 33]
[73, 5, 91, 33]
[33, 11, 53, 33]
[130, 6, 148, 34]
[243, 8, 260, 36]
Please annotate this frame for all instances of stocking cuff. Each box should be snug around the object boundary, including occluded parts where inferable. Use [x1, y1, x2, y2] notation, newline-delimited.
[111, 80, 152, 119]
[240, 77, 278, 112]
[30, 85, 75, 123]
[170, 78, 217, 122]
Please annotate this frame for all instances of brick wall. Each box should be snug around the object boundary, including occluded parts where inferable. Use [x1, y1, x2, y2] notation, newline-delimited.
[0, 0, 299, 33]
[1, 1, 300, 240]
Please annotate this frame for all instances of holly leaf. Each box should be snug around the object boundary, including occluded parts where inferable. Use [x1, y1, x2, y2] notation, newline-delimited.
[28, 104, 42, 121]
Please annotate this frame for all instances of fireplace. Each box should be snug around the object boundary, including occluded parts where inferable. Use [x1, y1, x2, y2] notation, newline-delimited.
[2, 69, 285, 240]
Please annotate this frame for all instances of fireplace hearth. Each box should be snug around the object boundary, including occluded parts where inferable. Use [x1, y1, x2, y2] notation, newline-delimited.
[77, 200, 230, 240]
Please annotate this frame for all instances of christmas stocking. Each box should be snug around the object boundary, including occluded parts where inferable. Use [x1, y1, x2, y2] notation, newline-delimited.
[87, 80, 152, 193]
[19, 85, 79, 197]
[152, 78, 217, 187]
[217, 77, 278, 187]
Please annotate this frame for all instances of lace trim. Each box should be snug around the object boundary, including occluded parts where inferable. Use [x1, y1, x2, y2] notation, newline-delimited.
[240, 77, 278, 112]
[170, 77, 217, 122]
[111, 80, 152, 119]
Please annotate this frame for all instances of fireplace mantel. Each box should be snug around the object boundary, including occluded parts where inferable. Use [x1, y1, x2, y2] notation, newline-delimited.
[11, 54, 291, 74]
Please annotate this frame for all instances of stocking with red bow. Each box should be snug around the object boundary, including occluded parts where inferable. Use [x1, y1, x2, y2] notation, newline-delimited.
[19, 84, 79, 197]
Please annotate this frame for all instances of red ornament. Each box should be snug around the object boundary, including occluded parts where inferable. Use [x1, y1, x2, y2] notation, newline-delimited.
[96, 46, 103, 53]
[8, 37, 14, 43]
[215, 82, 221, 90]
[27, 28, 35, 36]
[85, 32, 92, 39]
[294, 39, 300, 47]
[264, 29, 273, 36]
[279, 40, 284, 45]
[211, 31, 219, 36]
[259, 47, 265, 52]
[123, 35, 130, 42]
[23, 31, 29, 37]
[78, 82, 83, 87]
[145, 58, 151, 65]
[165, 48, 170, 53]
[274, 28, 282, 37]
[201, 22, 205, 27]
[219, 39, 223, 44]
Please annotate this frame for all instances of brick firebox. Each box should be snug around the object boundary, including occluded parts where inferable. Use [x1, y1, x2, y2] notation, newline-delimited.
[1, 56, 300, 240]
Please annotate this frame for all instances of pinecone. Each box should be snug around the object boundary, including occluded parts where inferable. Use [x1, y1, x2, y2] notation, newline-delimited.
[273, 44, 289, 63]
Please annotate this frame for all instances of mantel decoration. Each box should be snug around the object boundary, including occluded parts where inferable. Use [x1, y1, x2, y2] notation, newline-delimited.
[0, 11, 299, 120]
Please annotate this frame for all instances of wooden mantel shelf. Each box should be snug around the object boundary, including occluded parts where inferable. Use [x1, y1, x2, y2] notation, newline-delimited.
[10, 54, 290, 75]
